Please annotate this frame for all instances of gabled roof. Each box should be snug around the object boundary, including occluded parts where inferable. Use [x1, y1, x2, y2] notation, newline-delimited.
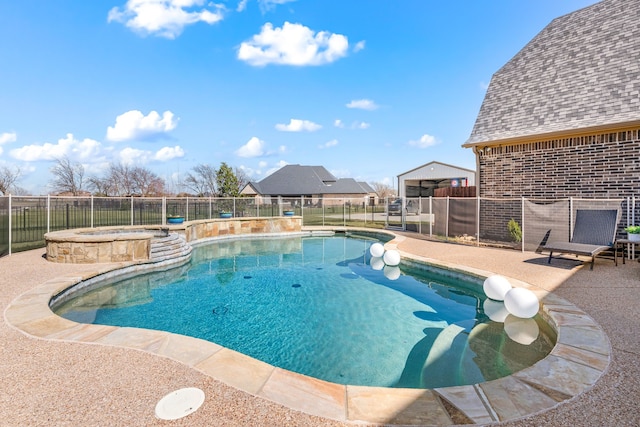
[398, 161, 476, 178]
[465, 0, 640, 146]
[358, 181, 376, 193]
[244, 164, 372, 196]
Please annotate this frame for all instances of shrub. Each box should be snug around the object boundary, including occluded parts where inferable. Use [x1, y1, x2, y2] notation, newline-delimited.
[507, 218, 522, 243]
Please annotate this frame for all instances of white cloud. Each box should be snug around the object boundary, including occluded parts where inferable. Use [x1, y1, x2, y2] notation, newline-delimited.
[0, 132, 17, 145]
[0, 132, 17, 156]
[258, 161, 267, 168]
[480, 81, 490, 90]
[265, 160, 288, 177]
[408, 134, 438, 148]
[154, 145, 185, 161]
[237, 22, 349, 66]
[346, 99, 379, 110]
[10, 133, 103, 162]
[353, 40, 366, 52]
[236, 136, 266, 158]
[333, 119, 344, 128]
[119, 147, 150, 165]
[258, 0, 296, 12]
[119, 145, 185, 164]
[236, 0, 248, 12]
[354, 121, 370, 130]
[108, 0, 224, 39]
[107, 110, 178, 142]
[275, 119, 321, 132]
[318, 139, 338, 149]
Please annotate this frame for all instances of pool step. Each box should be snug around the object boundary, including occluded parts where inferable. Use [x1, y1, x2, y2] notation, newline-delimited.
[149, 233, 192, 263]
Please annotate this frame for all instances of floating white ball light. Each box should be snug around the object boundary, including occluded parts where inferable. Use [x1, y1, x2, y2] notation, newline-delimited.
[483, 299, 510, 323]
[504, 315, 540, 345]
[369, 243, 385, 258]
[370, 256, 385, 271]
[483, 275, 512, 301]
[382, 249, 401, 266]
[383, 265, 401, 280]
[504, 288, 539, 319]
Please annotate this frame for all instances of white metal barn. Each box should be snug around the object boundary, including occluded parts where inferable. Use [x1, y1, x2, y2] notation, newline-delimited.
[397, 161, 476, 198]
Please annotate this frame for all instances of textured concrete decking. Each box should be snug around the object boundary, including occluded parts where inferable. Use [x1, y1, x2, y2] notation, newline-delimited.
[2, 231, 639, 426]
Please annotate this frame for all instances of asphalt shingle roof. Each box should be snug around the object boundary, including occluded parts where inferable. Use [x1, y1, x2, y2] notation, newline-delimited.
[247, 165, 370, 196]
[466, 0, 640, 145]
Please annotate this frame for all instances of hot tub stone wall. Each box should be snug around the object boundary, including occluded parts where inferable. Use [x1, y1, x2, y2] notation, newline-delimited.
[184, 217, 301, 242]
[45, 235, 152, 264]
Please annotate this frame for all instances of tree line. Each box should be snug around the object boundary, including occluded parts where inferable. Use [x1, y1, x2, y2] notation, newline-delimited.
[0, 157, 250, 197]
[0, 157, 396, 198]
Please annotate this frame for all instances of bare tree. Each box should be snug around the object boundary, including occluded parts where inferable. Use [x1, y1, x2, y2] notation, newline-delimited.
[87, 175, 113, 196]
[87, 163, 165, 196]
[108, 163, 135, 196]
[50, 157, 84, 195]
[371, 182, 395, 200]
[234, 166, 250, 194]
[184, 164, 217, 196]
[0, 165, 21, 195]
[131, 166, 165, 196]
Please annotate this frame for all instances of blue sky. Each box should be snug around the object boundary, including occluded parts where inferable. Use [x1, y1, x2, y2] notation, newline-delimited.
[0, 0, 599, 195]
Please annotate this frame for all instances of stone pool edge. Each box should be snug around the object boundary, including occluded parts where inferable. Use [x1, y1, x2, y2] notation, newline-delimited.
[4, 227, 611, 426]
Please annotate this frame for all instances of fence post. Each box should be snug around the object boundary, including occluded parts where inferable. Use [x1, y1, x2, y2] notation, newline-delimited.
[209, 196, 212, 219]
[446, 196, 450, 240]
[8, 194, 11, 256]
[417, 196, 421, 234]
[569, 197, 574, 240]
[162, 197, 166, 225]
[130, 196, 134, 226]
[363, 196, 367, 225]
[521, 196, 525, 253]
[90, 195, 94, 228]
[476, 195, 480, 247]
[429, 196, 433, 237]
[47, 194, 50, 234]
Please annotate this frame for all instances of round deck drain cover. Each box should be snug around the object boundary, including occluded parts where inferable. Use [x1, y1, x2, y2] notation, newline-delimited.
[155, 387, 205, 420]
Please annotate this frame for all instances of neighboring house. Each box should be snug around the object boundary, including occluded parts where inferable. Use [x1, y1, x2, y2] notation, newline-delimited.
[397, 161, 476, 198]
[241, 164, 378, 206]
[463, 0, 640, 200]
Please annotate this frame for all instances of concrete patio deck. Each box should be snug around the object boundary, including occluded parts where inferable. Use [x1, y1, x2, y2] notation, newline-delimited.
[2, 231, 639, 426]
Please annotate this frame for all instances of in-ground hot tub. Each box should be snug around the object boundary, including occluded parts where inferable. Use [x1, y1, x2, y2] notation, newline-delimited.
[44, 226, 169, 264]
[43, 217, 303, 264]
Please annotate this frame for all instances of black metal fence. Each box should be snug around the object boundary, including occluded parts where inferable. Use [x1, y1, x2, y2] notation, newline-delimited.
[1, 195, 638, 257]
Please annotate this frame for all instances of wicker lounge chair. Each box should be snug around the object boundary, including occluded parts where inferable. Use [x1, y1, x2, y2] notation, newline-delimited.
[543, 209, 619, 270]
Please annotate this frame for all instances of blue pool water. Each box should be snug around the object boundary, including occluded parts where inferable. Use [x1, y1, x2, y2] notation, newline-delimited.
[54, 234, 554, 388]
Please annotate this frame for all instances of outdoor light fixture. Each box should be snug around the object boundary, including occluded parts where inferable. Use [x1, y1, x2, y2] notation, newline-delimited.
[483, 275, 512, 301]
[504, 288, 539, 319]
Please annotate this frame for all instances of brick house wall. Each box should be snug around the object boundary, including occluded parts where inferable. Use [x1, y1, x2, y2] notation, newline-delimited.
[475, 128, 640, 241]
[477, 129, 640, 198]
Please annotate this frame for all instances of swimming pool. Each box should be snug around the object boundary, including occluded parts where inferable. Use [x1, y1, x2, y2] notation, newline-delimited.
[53, 233, 555, 389]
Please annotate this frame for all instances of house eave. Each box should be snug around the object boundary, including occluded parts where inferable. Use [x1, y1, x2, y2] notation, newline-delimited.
[462, 119, 640, 149]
